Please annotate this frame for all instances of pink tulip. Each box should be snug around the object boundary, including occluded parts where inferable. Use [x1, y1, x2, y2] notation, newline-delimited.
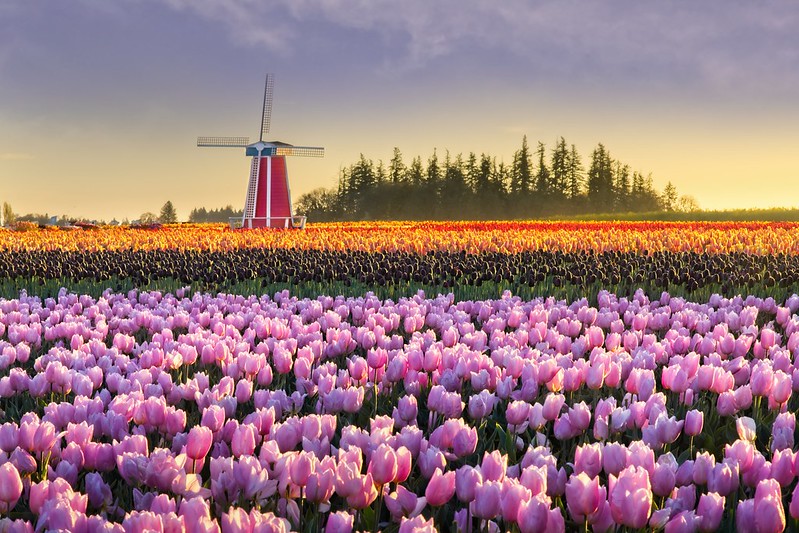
[693, 452, 715, 486]
[602, 442, 628, 476]
[651, 459, 676, 497]
[725, 439, 755, 472]
[684, 410, 703, 437]
[425, 468, 456, 507]
[517, 494, 551, 533]
[467, 390, 495, 420]
[395, 395, 418, 425]
[290, 452, 315, 487]
[754, 479, 785, 533]
[326, 511, 354, 533]
[737, 498, 755, 532]
[201, 405, 225, 433]
[84, 472, 112, 510]
[770, 370, 792, 405]
[609, 465, 652, 528]
[417, 443, 446, 479]
[736, 417, 757, 442]
[456, 465, 482, 503]
[481, 450, 507, 482]
[385, 485, 426, 520]
[520, 465, 548, 497]
[707, 461, 739, 496]
[221, 508, 252, 533]
[231, 424, 257, 457]
[750, 363, 774, 397]
[394, 446, 413, 483]
[666, 511, 700, 533]
[770, 448, 795, 487]
[186, 426, 213, 461]
[0, 462, 23, 513]
[471, 480, 502, 519]
[398, 515, 436, 533]
[506, 400, 531, 427]
[542, 393, 565, 421]
[696, 492, 725, 532]
[790, 483, 799, 520]
[0, 423, 19, 453]
[368, 444, 398, 485]
[574, 443, 602, 478]
[345, 472, 378, 509]
[306, 463, 335, 503]
[565, 472, 602, 522]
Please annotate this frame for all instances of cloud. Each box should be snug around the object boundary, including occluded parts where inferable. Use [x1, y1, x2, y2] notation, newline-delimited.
[153, 1, 799, 92]
[160, 0, 295, 52]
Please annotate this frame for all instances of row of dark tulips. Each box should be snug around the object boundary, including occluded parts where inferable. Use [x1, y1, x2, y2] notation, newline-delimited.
[1, 249, 798, 303]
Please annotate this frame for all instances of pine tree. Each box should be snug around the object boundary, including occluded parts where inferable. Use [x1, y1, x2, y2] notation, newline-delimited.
[534, 142, 550, 195]
[587, 143, 613, 210]
[510, 136, 532, 195]
[566, 144, 585, 199]
[465, 152, 478, 193]
[661, 181, 678, 211]
[407, 156, 424, 186]
[613, 161, 631, 212]
[389, 147, 406, 184]
[159, 201, 178, 224]
[550, 137, 569, 199]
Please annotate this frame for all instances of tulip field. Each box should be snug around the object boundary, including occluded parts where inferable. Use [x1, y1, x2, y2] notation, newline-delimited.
[3, 222, 799, 532]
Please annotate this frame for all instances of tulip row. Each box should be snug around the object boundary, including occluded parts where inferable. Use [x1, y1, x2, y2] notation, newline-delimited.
[4, 221, 799, 255]
[2, 288, 799, 530]
[2, 248, 799, 304]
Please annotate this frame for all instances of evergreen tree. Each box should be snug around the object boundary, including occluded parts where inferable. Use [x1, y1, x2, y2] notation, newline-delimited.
[349, 155, 377, 218]
[465, 152, 478, 193]
[439, 151, 467, 219]
[407, 156, 424, 186]
[587, 144, 613, 211]
[613, 161, 631, 211]
[389, 147, 406, 184]
[534, 142, 551, 195]
[661, 181, 678, 211]
[427, 149, 440, 185]
[550, 137, 569, 199]
[476, 154, 494, 195]
[510, 136, 533, 195]
[566, 144, 585, 200]
[159, 201, 178, 224]
[374, 160, 387, 185]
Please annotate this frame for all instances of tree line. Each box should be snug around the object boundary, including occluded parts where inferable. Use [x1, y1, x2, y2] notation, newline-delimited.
[187, 205, 243, 223]
[295, 137, 698, 222]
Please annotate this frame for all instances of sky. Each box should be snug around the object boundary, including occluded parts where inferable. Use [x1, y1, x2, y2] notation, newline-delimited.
[1, 1, 798, 221]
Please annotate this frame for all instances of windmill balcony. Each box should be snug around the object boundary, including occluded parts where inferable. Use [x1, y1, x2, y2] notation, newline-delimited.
[229, 216, 307, 230]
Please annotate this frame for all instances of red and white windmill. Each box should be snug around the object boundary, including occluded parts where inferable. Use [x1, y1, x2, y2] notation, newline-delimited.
[198, 74, 324, 229]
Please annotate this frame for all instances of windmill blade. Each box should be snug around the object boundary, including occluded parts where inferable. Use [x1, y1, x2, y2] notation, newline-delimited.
[197, 136, 250, 148]
[275, 145, 325, 157]
[259, 73, 274, 142]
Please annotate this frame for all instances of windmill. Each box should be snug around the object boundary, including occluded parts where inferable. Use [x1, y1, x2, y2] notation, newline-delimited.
[198, 74, 324, 229]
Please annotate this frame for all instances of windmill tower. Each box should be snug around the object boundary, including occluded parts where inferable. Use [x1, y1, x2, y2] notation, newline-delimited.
[198, 74, 324, 229]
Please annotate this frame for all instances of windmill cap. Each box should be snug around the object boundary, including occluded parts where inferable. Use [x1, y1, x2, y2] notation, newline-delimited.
[246, 140, 293, 156]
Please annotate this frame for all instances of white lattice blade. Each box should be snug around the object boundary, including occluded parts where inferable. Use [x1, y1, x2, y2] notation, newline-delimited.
[274, 146, 325, 157]
[197, 136, 250, 147]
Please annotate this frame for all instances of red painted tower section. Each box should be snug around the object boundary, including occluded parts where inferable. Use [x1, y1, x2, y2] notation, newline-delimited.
[252, 156, 293, 228]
